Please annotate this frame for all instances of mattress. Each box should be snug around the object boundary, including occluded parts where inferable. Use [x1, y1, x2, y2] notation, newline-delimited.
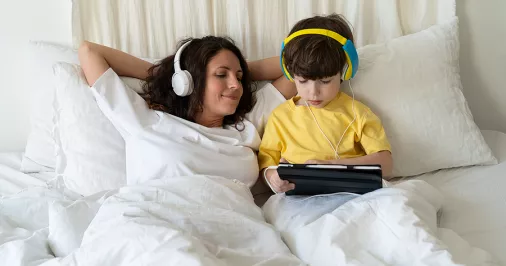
[0, 152, 54, 197]
[398, 130, 506, 264]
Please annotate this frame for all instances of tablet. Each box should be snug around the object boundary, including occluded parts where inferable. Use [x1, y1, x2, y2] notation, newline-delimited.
[277, 163, 383, 196]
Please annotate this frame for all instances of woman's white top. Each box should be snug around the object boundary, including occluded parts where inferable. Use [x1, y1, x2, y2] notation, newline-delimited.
[91, 69, 285, 187]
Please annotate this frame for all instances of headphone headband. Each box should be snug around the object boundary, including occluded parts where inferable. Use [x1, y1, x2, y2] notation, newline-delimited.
[173, 40, 192, 72]
[284, 29, 347, 46]
[280, 28, 359, 81]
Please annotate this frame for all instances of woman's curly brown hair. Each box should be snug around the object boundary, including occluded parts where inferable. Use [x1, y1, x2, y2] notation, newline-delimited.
[142, 36, 256, 130]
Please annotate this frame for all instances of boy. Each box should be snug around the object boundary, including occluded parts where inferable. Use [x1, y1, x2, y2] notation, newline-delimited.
[259, 14, 393, 193]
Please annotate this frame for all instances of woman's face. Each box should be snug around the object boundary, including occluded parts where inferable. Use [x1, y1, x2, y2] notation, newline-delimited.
[201, 49, 244, 119]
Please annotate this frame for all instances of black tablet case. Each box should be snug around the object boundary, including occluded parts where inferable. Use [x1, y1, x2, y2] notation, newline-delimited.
[277, 164, 383, 196]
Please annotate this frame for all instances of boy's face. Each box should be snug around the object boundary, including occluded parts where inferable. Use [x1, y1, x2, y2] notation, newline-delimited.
[293, 74, 341, 108]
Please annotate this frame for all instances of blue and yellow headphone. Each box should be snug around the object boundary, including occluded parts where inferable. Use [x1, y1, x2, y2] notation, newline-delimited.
[280, 28, 359, 81]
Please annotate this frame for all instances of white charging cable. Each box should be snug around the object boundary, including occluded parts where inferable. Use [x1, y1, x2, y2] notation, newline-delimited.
[382, 179, 390, 188]
[305, 100, 340, 159]
[304, 80, 356, 160]
[336, 81, 356, 155]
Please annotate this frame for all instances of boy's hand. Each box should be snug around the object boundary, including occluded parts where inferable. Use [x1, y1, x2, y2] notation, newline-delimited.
[265, 169, 295, 193]
[305, 159, 331, 164]
[264, 158, 295, 193]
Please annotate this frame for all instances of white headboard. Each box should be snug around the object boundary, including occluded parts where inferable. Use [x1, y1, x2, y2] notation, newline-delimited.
[72, 0, 455, 59]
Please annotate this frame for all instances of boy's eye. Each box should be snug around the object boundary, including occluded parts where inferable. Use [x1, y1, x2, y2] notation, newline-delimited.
[320, 80, 331, 84]
[297, 79, 307, 84]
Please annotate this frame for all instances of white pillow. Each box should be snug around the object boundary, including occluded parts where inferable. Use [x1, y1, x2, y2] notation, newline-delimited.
[344, 17, 497, 177]
[53, 62, 127, 195]
[21, 42, 154, 174]
[21, 42, 79, 172]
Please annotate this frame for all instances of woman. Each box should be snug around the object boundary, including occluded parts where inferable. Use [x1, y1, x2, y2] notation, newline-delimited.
[79, 36, 295, 187]
[75, 36, 304, 265]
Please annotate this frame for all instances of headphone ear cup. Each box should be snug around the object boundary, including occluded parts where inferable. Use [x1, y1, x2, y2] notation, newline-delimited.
[171, 70, 193, 96]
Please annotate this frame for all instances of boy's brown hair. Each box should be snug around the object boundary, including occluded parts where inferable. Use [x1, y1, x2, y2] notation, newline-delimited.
[283, 13, 354, 80]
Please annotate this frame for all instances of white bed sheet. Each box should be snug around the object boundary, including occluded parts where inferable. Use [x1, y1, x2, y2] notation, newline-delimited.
[398, 130, 506, 265]
[0, 152, 54, 197]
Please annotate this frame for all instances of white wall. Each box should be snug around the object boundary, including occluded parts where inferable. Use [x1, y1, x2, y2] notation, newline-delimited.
[457, 0, 506, 133]
[0, 0, 72, 151]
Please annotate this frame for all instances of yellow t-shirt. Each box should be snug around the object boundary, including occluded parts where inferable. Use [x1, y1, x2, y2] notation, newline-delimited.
[258, 93, 391, 170]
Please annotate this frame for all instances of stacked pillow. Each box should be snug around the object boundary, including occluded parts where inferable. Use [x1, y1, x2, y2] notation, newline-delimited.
[22, 42, 153, 195]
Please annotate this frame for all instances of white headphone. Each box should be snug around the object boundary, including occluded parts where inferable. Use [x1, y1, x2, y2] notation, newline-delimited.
[171, 40, 194, 97]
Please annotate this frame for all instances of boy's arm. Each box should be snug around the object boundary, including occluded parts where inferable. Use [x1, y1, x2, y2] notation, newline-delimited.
[257, 113, 296, 192]
[306, 151, 393, 179]
[248, 56, 297, 100]
[306, 108, 394, 178]
[325, 151, 393, 179]
[343, 107, 393, 178]
[258, 117, 283, 172]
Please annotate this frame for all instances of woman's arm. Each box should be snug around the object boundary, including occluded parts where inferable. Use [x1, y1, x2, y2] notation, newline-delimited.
[248, 56, 297, 100]
[306, 151, 394, 180]
[78, 41, 154, 86]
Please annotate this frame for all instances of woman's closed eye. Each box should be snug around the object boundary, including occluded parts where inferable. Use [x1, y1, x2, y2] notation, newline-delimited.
[216, 73, 242, 82]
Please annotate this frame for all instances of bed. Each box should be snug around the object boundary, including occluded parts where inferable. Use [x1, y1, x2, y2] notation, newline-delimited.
[1, 130, 505, 264]
[0, 152, 54, 196]
[399, 130, 506, 264]
[1, 0, 505, 265]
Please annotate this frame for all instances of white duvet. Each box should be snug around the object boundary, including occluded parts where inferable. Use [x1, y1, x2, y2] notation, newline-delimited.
[263, 180, 499, 265]
[0, 177, 499, 266]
